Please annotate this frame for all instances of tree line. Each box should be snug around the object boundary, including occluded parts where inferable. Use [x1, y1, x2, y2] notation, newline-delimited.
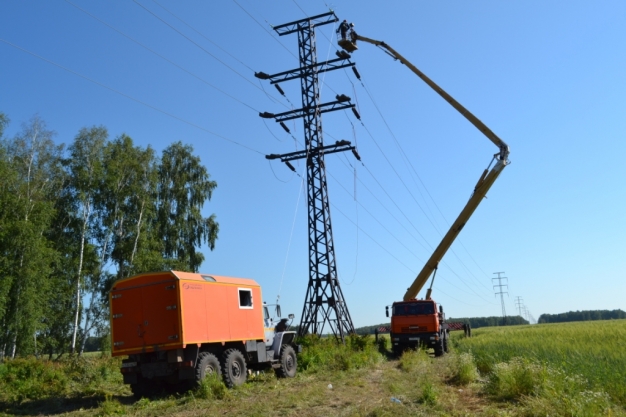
[448, 316, 529, 328]
[0, 113, 219, 359]
[538, 309, 626, 324]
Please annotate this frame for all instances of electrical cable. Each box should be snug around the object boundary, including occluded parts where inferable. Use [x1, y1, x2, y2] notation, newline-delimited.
[231, 0, 297, 60]
[0, 38, 265, 155]
[277, 172, 306, 299]
[132, 0, 286, 108]
[64, 0, 261, 114]
[150, 0, 255, 72]
[350, 63, 496, 294]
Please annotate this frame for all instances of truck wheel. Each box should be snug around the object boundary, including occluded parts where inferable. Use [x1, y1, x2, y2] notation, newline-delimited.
[434, 337, 445, 357]
[443, 334, 449, 353]
[195, 352, 221, 387]
[275, 345, 297, 378]
[222, 349, 247, 388]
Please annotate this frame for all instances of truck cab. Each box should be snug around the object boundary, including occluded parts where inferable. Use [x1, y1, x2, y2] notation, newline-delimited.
[386, 300, 448, 356]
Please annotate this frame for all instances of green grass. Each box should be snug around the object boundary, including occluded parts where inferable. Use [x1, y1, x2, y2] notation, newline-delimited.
[452, 319, 626, 407]
[1, 324, 625, 416]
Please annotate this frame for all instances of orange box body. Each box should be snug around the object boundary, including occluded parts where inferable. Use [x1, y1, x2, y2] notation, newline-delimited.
[110, 271, 265, 357]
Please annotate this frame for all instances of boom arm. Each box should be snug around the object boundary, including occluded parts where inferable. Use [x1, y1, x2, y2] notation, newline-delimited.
[353, 33, 510, 301]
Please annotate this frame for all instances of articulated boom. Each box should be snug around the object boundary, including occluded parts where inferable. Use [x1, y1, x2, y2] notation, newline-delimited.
[350, 33, 510, 301]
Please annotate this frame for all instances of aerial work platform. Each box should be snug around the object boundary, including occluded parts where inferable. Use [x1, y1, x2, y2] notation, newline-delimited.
[338, 38, 358, 52]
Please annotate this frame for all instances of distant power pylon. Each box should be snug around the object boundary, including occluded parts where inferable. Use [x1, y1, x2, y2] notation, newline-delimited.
[515, 296, 524, 317]
[493, 272, 508, 325]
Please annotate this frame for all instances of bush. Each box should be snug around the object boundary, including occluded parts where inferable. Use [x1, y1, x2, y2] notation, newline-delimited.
[453, 352, 479, 386]
[0, 357, 68, 404]
[484, 357, 615, 416]
[397, 349, 429, 373]
[485, 357, 548, 400]
[193, 373, 229, 400]
[0, 355, 124, 405]
[297, 334, 383, 373]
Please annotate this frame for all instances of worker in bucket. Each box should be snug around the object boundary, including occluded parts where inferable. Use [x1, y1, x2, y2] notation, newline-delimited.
[349, 23, 357, 45]
[336, 19, 350, 40]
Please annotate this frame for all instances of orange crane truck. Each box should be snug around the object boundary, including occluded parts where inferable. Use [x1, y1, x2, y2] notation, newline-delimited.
[340, 31, 510, 356]
[110, 270, 299, 397]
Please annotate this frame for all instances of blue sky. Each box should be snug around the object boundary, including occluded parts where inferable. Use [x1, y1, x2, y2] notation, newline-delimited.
[1, 1, 625, 328]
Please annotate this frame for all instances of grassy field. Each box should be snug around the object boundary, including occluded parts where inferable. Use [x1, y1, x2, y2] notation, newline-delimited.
[452, 319, 626, 407]
[0, 322, 625, 416]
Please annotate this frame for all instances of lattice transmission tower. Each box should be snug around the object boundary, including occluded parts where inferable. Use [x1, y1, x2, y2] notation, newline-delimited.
[256, 12, 361, 340]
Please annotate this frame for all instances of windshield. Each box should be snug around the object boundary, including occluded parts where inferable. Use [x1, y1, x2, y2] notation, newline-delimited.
[394, 302, 435, 316]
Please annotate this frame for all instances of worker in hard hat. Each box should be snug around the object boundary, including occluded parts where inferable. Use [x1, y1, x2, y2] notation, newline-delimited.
[349, 23, 357, 45]
[337, 19, 350, 40]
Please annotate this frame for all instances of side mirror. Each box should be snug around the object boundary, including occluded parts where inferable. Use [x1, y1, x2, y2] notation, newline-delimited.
[288, 313, 295, 320]
[385, 306, 389, 318]
[439, 305, 443, 314]
[276, 305, 282, 318]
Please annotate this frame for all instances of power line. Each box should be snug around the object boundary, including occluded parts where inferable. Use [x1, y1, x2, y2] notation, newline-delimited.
[150, 0, 255, 71]
[132, 0, 285, 107]
[357, 75, 494, 294]
[231, 0, 296, 59]
[0, 38, 264, 155]
[64, 0, 260, 113]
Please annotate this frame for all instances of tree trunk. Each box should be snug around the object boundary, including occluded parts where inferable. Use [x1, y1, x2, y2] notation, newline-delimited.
[71, 201, 90, 354]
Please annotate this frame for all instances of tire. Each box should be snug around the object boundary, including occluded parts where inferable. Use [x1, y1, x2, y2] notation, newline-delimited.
[195, 352, 221, 387]
[434, 335, 445, 357]
[443, 332, 449, 353]
[222, 349, 247, 388]
[275, 345, 297, 378]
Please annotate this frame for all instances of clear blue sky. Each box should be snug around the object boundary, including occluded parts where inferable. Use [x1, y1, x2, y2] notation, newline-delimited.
[2, 1, 625, 328]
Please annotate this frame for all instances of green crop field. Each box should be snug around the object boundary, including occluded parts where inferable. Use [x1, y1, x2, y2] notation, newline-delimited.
[453, 319, 626, 407]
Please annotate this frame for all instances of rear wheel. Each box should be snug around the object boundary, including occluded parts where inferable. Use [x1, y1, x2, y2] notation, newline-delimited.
[222, 349, 247, 388]
[443, 332, 449, 353]
[275, 345, 297, 378]
[195, 352, 221, 387]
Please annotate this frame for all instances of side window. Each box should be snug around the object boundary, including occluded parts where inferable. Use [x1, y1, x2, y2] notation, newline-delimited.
[239, 289, 253, 309]
[264, 306, 270, 320]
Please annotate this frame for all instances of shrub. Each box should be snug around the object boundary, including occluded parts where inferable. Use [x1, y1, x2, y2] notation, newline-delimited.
[418, 381, 438, 406]
[485, 357, 548, 400]
[194, 373, 229, 400]
[397, 349, 428, 373]
[453, 352, 479, 386]
[297, 334, 382, 373]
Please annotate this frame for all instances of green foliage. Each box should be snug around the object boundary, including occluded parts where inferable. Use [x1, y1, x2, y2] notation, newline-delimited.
[397, 348, 429, 373]
[156, 141, 219, 272]
[452, 352, 479, 385]
[454, 319, 626, 407]
[538, 309, 626, 323]
[297, 334, 383, 373]
[449, 315, 529, 328]
[483, 357, 613, 416]
[417, 380, 438, 406]
[0, 114, 220, 359]
[97, 394, 125, 416]
[0, 355, 124, 405]
[354, 322, 391, 335]
[193, 373, 229, 400]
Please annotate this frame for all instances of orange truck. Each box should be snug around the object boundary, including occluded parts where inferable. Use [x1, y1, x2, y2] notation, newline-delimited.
[110, 270, 299, 397]
[386, 299, 448, 356]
